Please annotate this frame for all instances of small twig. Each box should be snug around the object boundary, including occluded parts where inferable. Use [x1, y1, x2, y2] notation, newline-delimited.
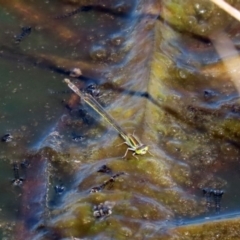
[210, 0, 240, 22]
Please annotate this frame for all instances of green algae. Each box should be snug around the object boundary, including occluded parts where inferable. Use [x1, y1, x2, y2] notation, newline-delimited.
[163, 218, 240, 240]
[162, 0, 239, 37]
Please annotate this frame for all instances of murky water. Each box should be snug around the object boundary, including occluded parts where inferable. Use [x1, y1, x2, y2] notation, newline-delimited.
[1, 0, 240, 239]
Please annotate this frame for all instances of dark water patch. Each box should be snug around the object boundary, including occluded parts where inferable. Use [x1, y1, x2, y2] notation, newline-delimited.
[48, 159, 77, 208]
[0, 158, 22, 221]
[53, 5, 132, 20]
[14, 26, 31, 44]
[2, 0, 138, 66]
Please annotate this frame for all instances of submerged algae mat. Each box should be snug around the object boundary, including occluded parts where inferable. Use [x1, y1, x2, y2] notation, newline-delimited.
[1, 0, 240, 239]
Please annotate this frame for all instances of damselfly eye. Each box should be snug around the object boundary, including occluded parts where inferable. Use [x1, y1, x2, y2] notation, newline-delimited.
[136, 145, 148, 155]
[141, 148, 148, 154]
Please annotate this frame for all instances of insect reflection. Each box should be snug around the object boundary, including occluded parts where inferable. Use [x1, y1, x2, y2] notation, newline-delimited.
[202, 188, 224, 213]
[12, 163, 24, 186]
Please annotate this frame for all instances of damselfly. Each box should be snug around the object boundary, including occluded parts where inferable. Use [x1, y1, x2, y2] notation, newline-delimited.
[64, 78, 149, 158]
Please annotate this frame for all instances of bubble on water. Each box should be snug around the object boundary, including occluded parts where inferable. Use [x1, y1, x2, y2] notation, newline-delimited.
[187, 16, 197, 26]
[195, 4, 207, 15]
[110, 35, 125, 46]
[120, 227, 132, 237]
[194, 2, 213, 20]
[114, 2, 132, 13]
[221, 142, 237, 155]
[142, 223, 157, 236]
[178, 70, 187, 79]
[199, 24, 208, 34]
[108, 51, 120, 63]
[90, 45, 107, 61]
[165, 140, 181, 154]
[194, 3, 201, 10]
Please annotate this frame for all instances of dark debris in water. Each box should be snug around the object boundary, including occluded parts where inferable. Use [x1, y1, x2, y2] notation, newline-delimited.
[203, 89, 216, 100]
[14, 26, 32, 44]
[1, 133, 13, 142]
[71, 133, 85, 142]
[54, 184, 65, 195]
[84, 84, 101, 98]
[20, 159, 30, 169]
[93, 201, 115, 219]
[97, 164, 112, 174]
[90, 172, 125, 193]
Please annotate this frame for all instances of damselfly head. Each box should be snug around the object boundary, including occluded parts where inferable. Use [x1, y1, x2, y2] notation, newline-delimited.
[136, 145, 148, 155]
